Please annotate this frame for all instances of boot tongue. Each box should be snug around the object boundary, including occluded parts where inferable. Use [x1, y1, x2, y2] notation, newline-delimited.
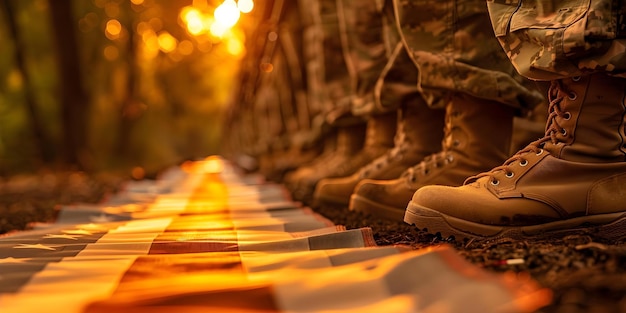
[540, 76, 626, 162]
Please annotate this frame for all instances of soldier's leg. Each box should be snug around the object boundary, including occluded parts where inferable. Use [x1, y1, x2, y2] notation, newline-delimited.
[284, 0, 369, 202]
[314, 0, 445, 207]
[406, 0, 626, 242]
[350, 0, 545, 220]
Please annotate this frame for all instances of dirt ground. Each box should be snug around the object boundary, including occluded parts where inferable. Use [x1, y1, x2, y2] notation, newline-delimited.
[1, 172, 625, 313]
[314, 204, 626, 313]
[0, 172, 124, 234]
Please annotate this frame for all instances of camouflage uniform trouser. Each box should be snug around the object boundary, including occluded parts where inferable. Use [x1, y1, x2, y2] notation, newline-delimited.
[487, 0, 626, 80]
[305, 0, 419, 122]
[226, 0, 320, 156]
[337, 0, 420, 116]
[300, 0, 358, 126]
[393, 0, 545, 112]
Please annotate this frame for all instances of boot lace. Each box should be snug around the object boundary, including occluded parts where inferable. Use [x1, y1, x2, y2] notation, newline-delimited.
[403, 151, 455, 183]
[358, 146, 406, 178]
[466, 80, 574, 185]
[357, 121, 413, 178]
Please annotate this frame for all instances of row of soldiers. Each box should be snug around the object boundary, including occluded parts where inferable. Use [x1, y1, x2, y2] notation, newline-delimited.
[222, 0, 626, 242]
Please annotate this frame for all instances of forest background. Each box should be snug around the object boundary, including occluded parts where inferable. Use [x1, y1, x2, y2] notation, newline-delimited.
[0, 0, 251, 178]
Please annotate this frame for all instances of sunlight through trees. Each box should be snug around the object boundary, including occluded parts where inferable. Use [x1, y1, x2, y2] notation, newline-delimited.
[0, 0, 257, 176]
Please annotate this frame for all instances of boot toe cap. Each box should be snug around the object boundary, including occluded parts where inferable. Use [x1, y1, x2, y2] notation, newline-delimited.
[353, 179, 391, 201]
[313, 176, 359, 206]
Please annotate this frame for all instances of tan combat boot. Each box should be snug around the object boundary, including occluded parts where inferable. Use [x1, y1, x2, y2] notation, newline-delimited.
[405, 73, 626, 242]
[350, 93, 515, 220]
[285, 122, 366, 202]
[292, 112, 397, 202]
[262, 144, 325, 183]
[283, 128, 337, 188]
[312, 95, 445, 206]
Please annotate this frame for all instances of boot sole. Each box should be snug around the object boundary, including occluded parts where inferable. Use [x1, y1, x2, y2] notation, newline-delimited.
[350, 194, 405, 221]
[404, 202, 626, 242]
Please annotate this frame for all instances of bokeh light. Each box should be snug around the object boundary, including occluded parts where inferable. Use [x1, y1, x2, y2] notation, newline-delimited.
[105, 19, 122, 40]
[213, 0, 240, 29]
[181, 7, 204, 35]
[178, 40, 194, 55]
[6, 69, 23, 91]
[131, 167, 146, 180]
[103, 45, 119, 61]
[237, 0, 254, 13]
[179, 0, 254, 41]
[209, 22, 228, 38]
[157, 31, 177, 53]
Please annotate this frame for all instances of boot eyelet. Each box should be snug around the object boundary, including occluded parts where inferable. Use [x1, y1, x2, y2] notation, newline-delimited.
[572, 76, 581, 82]
[505, 172, 514, 178]
[563, 112, 571, 120]
[491, 179, 500, 186]
[561, 129, 567, 136]
[520, 159, 529, 167]
[568, 92, 577, 100]
[536, 149, 544, 156]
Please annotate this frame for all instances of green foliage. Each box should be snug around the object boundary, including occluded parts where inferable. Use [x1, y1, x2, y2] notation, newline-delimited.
[0, 0, 244, 176]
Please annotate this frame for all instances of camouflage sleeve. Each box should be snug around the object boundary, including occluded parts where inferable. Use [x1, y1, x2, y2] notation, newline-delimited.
[487, 0, 626, 80]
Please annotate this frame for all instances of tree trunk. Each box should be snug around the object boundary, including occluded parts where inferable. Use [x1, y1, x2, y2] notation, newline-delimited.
[115, 6, 140, 159]
[1, 0, 52, 164]
[48, 0, 90, 170]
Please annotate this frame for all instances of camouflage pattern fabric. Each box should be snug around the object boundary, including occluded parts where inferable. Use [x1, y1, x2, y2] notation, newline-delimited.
[336, 0, 387, 100]
[337, 0, 420, 116]
[300, 0, 358, 126]
[225, 0, 351, 159]
[487, 0, 626, 80]
[393, 0, 545, 113]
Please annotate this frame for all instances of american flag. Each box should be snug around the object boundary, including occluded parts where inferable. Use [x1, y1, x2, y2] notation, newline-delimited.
[0, 156, 551, 313]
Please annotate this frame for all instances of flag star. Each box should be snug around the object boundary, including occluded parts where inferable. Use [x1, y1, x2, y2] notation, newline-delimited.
[43, 234, 80, 240]
[0, 257, 28, 264]
[13, 244, 57, 251]
[90, 213, 113, 223]
[62, 229, 94, 236]
[78, 223, 108, 231]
